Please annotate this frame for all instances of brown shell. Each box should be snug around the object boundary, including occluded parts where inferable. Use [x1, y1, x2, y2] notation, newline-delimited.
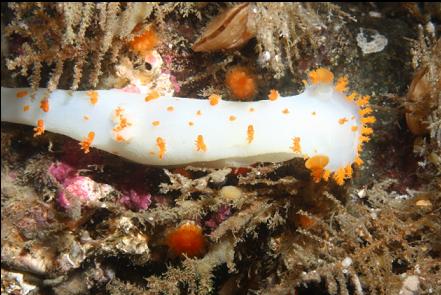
[192, 3, 256, 52]
[405, 67, 431, 135]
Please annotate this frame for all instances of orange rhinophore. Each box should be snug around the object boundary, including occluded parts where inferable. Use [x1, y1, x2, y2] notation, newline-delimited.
[308, 68, 334, 84]
[268, 89, 279, 101]
[291, 137, 301, 153]
[195, 135, 207, 152]
[40, 98, 49, 112]
[247, 124, 254, 143]
[209, 94, 221, 106]
[79, 131, 95, 154]
[145, 90, 160, 102]
[33, 119, 45, 137]
[16, 90, 28, 99]
[305, 155, 329, 183]
[87, 90, 98, 105]
[156, 137, 166, 159]
[167, 222, 205, 257]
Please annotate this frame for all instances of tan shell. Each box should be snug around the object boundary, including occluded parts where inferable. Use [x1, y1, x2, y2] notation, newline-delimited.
[405, 67, 431, 135]
[192, 3, 256, 52]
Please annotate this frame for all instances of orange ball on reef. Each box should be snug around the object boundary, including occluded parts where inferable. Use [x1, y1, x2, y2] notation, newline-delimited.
[225, 66, 257, 100]
[129, 28, 159, 56]
[167, 222, 205, 257]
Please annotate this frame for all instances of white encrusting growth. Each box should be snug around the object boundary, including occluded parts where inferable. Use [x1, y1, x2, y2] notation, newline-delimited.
[1, 69, 375, 185]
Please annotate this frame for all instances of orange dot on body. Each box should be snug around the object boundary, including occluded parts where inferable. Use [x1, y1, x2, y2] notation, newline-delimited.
[16, 90, 28, 99]
[167, 223, 205, 257]
[225, 66, 257, 100]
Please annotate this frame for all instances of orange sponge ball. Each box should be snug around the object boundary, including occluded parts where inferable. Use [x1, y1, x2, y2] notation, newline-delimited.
[225, 66, 257, 100]
[167, 222, 205, 257]
[130, 28, 159, 57]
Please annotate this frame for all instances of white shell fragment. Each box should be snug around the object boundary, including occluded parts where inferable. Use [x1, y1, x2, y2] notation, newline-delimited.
[356, 28, 388, 54]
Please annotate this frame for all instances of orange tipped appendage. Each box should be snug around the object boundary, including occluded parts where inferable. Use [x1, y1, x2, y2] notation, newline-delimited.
[209, 94, 221, 106]
[79, 131, 95, 154]
[156, 137, 166, 159]
[359, 107, 373, 116]
[195, 135, 207, 152]
[145, 90, 160, 102]
[333, 168, 346, 186]
[308, 68, 334, 85]
[33, 119, 45, 137]
[361, 116, 376, 124]
[247, 124, 254, 143]
[268, 89, 279, 101]
[305, 155, 329, 183]
[335, 76, 349, 92]
[87, 90, 98, 105]
[225, 66, 257, 100]
[130, 27, 159, 57]
[167, 222, 205, 257]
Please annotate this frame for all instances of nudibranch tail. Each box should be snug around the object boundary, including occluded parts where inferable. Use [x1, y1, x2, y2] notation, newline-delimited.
[1, 68, 374, 186]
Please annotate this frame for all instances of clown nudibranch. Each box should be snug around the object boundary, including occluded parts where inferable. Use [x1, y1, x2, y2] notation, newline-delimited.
[1, 68, 375, 185]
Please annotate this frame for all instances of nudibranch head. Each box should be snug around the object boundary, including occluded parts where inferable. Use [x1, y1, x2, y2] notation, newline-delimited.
[301, 67, 375, 185]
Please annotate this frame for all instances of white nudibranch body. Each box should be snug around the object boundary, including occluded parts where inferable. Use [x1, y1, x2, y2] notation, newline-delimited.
[1, 69, 375, 185]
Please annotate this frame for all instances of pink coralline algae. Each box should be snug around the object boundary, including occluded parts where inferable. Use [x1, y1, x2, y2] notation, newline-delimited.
[49, 162, 109, 210]
[120, 190, 152, 212]
[205, 205, 232, 229]
[57, 176, 98, 209]
[48, 162, 75, 184]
